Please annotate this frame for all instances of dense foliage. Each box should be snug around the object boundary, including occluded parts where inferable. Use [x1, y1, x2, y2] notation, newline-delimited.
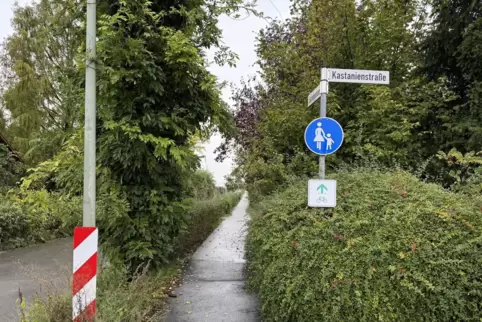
[0, 0, 252, 271]
[213, 1, 482, 320]
[92, 0, 249, 269]
[220, 0, 482, 199]
[0, 191, 81, 250]
[187, 170, 217, 200]
[424, 0, 482, 152]
[0, 143, 24, 188]
[0, 0, 83, 164]
[436, 149, 482, 197]
[247, 171, 482, 321]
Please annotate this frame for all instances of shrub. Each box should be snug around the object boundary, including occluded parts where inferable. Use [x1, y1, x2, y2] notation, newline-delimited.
[216, 186, 227, 194]
[0, 143, 25, 188]
[0, 201, 31, 249]
[1, 184, 132, 254]
[247, 170, 482, 322]
[0, 190, 82, 250]
[175, 191, 243, 255]
[437, 148, 482, 197]
[225, 168, 246, 192]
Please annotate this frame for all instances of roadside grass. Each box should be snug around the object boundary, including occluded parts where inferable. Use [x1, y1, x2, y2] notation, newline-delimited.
[19, 260, 182, 322]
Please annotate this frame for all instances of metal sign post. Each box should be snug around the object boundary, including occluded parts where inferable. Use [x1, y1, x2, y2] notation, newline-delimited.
[319, 68, 328, 179]
[74, 2, 98, 320]
[83, 0, 97, 227]
[306, 67, 390, 208]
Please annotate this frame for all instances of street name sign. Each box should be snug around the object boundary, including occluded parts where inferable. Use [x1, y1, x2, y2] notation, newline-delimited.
[304, 117, 344, 155]
[307, 85, 321, 107]
[326, 68, 390, 85]
[308, 179, 336, 208]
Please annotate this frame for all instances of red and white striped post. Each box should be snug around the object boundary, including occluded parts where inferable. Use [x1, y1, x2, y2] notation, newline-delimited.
[75, 0, 97, 319]
[72, 227, 98, 321]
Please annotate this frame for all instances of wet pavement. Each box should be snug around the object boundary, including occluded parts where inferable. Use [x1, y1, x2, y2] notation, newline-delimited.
[0, 238, 72, 321]
[167, 195, 259, 322]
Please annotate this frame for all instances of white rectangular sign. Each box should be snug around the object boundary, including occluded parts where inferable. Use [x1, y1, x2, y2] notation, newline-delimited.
[327, 68, 390, 85]
[307, 85, 321, 107]
[308, 179, 336, 208]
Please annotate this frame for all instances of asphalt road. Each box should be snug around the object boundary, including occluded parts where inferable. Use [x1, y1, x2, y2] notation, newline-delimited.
[0, 238, 72, 321]
[167, 195, 259, 322]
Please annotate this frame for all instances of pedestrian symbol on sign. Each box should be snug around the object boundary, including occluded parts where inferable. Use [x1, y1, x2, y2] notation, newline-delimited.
[304, 117, 344, 156]
[314, 122, 325, 150]
[314, 122, 336, 151]
[326, 134, 334, 150]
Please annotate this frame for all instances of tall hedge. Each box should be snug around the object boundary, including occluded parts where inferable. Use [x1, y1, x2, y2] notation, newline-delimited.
[246, 171, 482, 321]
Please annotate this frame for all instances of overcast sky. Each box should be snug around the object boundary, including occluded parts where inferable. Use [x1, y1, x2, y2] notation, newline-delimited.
[203, 0, 291, 185]
[0, 0, 291, 186]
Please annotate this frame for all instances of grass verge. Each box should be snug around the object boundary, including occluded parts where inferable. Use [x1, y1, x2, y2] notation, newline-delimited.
[19, 260, 181, 322]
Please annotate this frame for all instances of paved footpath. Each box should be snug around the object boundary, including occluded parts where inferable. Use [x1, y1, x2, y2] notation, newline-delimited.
[167, 195, 259, 322]
[0, 238, 72, 321]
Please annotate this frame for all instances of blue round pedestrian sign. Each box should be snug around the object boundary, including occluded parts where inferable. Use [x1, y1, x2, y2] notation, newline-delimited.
[304, 117, 344, 155]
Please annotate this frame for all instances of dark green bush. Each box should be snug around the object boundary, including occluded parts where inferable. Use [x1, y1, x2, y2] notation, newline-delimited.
[437, 148, 482, 197]
[0, 143, 25, 188]
[247, 170, 482, 322]
[0, 201, 31, 249]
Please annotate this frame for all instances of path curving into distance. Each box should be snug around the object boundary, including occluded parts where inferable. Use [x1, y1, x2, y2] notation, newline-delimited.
[167, 194, 259, 322]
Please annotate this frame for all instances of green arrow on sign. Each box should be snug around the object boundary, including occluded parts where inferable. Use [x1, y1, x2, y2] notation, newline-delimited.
[317, 184, 328, 194]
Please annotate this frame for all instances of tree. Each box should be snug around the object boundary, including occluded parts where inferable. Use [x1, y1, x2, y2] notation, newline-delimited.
[224, 0, 460, 197]
[0, 0, 83, 163]
[2, 0, 256, 270]
[92, 0, 254, 269]
[423, 0, 482, 152]
[225, 166, 245, 191]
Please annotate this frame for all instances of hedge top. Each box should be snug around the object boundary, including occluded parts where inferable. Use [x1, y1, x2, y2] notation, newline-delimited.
[247, 170, 482, 322]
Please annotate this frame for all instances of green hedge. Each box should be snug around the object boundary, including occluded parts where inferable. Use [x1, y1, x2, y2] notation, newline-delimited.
[0, 186, 243, 259]
[0, 202, 30, 249]
[246, 171, 482, 322]
[175, 191, 244, 255]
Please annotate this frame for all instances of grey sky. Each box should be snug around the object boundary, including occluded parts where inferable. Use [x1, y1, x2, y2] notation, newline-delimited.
[0, 0, 291, 186]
